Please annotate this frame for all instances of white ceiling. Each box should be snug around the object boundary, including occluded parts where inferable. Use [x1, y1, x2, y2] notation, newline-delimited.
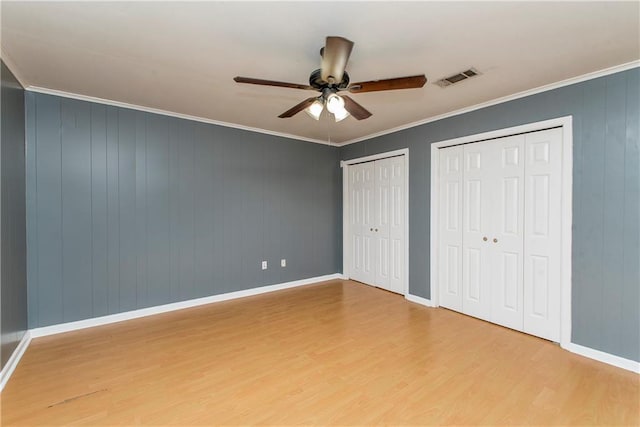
[2, 1, 639, 144]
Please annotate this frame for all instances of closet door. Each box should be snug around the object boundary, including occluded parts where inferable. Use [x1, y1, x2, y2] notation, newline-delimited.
[438, 146, 463, 311]
[374, 158, 392, 289]
[461, 142, 496, 321]
[374, 156, 406, 293]
[349, 162, 375, 285]
[523, 128, 562, 341]
[490, 136, 525, 331]
[437, 127, 562, 342]
[387, 156, 405, 294]
[348, 155, 406, 294]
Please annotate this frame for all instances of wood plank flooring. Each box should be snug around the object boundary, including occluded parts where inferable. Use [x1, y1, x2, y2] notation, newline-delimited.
[1, 279, 638, 425]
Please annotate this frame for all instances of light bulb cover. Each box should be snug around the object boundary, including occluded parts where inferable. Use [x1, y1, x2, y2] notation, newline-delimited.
[326, 94, 345, 114]
[334, 107, 350, 122]
[305, 100, 324, 120]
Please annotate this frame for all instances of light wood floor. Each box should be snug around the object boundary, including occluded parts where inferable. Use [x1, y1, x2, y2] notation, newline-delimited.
[1, 280, 638, 426]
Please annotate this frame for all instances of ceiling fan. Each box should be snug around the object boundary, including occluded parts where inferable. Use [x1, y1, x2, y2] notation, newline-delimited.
[234, 36, 427, 122]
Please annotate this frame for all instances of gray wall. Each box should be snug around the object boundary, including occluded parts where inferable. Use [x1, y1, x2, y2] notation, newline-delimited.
[341, 68, 639, 362]
[1, 61, 28, 369]
[26, 92, 342, 328]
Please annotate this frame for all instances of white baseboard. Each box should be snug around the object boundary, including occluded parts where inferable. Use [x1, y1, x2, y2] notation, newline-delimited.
[564, 342, 640, 374]
[30, 273, 342, 338]
[0, 331, 32, 392]
[405, 293, 436, 307]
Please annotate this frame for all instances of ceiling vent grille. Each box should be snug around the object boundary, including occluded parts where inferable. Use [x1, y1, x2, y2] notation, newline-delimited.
[435, 68, 481, 88]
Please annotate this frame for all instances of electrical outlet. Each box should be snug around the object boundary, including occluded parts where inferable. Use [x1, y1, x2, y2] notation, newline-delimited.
[261, 261, 267, 270]
[281, 259, 286, 267]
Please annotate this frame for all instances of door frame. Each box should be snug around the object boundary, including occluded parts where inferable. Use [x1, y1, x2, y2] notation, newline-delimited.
[341, 148, 410, 295]
[429, 117, 573, 347]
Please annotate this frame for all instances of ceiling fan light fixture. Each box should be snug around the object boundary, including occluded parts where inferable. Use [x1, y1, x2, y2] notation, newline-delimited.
[305, 99, 324, 120]
[333, 107, 350, 122]
[325, 93, 345, 114]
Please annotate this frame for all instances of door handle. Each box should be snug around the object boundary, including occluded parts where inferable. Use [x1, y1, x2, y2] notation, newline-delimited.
[370, 228, 373, 231]
[483, 236, 488, 241]
[493, 238, 498, 243]
[375, 228, 378, 232]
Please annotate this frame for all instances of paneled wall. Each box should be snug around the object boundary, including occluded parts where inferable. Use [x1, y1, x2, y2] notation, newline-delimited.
[341, 68, 639, 362]
[1, 61, 28, 369]
[26, 93, 342, 328]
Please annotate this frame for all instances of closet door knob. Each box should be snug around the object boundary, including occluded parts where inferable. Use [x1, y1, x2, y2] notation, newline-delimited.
[493, 238, 498, 243]
[375, 228, 378, 232]
[370, 228, 373, 231]
[483, 237, 488, 241]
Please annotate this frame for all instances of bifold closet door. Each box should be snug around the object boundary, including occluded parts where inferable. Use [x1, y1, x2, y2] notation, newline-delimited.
[349, 161, 375, 285]
[349, 156, 405, 294]
[523, 128, 562, 342]
[375, 156, 405, 294]
[437, 128, 562, 342]
[438, 146, 463, 311]
[488, 135, 525, 331]
[460, 136, 528, 329]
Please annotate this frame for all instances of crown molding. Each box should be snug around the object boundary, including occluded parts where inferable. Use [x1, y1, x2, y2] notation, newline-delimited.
[25, 86, 332, 146]
[23, 60, 639, 147]
[340, 60, 640, 146]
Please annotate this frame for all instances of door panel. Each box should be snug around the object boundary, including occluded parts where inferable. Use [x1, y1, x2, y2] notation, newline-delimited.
[349, 162, 375, 285]
[387, 156, 405, 294]
[523, 128, 562, 341]
[491, 136, 525, 331]
[438, 146, 463, 311]
[461, 144, 493, 321]
[375, 158, 391, 289]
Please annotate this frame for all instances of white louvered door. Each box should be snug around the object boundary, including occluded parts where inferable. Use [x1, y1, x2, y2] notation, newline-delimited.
[438, 128, 562, 342]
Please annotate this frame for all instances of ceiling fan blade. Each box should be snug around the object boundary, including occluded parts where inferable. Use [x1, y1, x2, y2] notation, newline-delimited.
[341, 95, 372, 120]
[278, 97, 318, 118]
[234, 76, 315, 91]
[320, 36, 354, 84]
[348, 74, 427, 93]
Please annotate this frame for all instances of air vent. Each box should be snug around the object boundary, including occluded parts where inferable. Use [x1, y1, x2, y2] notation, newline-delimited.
[435, 67, 481, 88]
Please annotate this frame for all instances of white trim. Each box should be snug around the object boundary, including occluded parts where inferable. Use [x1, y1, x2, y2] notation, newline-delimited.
[25, 86, 330, 146]
[342, 61, 639, 146]
[564, 343, 640, 374]
[341, 149, 410, 296]
[18, 62, 638, 147]
[429, 116, 573, 347]
[0, 331, 32, 392]
[559, 121, 573, 348]
[341, 148, 409, 166]
[430, 116, 572, 150]
[405, 294, 435, 308]
[30, 273, 341, 338]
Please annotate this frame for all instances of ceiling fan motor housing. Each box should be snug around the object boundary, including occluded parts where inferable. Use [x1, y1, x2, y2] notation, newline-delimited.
[309, 69, 350, 90]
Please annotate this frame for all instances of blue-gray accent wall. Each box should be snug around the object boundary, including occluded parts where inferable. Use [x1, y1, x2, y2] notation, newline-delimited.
[25, 92, 342, 329]
[1, 61, 28, 369]
[341, 68, 640, 362]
